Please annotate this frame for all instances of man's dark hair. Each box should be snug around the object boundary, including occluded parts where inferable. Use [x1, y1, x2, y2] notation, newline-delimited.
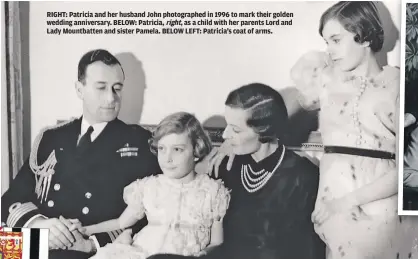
[77, 49, 124, 83]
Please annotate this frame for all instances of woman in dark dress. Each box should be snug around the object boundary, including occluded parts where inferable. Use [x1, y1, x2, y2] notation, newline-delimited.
[149, 83, 325, 259]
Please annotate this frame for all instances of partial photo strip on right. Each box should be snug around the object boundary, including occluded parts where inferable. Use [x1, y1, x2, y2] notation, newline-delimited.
[400, 0, 418, 215]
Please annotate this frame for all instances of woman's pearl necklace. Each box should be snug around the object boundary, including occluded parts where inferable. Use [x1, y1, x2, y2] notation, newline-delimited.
[241, 145, 286, 193]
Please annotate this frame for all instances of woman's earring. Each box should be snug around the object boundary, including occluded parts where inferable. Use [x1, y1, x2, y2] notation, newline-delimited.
[194, 157, 199, 162]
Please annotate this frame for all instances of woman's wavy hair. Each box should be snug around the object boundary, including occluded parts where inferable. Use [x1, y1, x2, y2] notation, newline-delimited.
[225, 83, 289, 143]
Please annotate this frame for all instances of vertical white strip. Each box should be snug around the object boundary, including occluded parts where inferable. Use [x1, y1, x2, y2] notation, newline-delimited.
[39, 229, 49, 259]
[21, 228, 31, 259]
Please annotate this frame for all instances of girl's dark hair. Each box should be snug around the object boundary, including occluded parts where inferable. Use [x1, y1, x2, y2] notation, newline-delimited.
[319, 1, 384, 53]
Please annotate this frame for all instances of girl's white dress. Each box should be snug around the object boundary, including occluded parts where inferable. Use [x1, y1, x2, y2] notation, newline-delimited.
[292, 51, 418, 259]
[89, 173, 230, 259]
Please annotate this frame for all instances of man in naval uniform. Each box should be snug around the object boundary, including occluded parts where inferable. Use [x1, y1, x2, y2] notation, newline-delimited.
[1, 49, 161, 258]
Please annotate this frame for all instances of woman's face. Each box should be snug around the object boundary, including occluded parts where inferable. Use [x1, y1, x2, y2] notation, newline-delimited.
[322, 19, 369, 72]
[223, 106, 261, 155]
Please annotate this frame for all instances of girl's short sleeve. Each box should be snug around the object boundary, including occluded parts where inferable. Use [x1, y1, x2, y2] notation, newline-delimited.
[211, 180, 231, 222]
[123, 177, 151, 219]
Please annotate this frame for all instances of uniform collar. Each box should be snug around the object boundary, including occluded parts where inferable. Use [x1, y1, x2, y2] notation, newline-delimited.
[80, 117, 108, 142]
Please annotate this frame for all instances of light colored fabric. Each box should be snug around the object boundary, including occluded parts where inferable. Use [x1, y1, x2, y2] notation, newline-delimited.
[90, 173, 230, 259]
[296, 63, 398, 152]
[292, 52, 418, 259]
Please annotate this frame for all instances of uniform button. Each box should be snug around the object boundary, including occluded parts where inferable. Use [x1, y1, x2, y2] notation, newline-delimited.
[82, 207, 89, 214]
[54, 184, 61, 191]
[48, 200, 54, 207]
[85, 192, 92, 199]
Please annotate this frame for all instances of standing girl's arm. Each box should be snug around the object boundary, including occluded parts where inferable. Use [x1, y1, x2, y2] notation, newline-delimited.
[338, 169, 397, 208]
[312, 167, 398, 225]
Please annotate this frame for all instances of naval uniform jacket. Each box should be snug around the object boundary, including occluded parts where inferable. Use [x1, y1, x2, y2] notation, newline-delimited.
[1, 117, 161, 248]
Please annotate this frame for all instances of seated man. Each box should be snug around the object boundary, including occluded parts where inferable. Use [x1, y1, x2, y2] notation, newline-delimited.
[1, 49, 161, 259]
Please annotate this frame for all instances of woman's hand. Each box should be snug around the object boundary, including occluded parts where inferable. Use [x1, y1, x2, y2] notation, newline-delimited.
[311, 196, 356, 225]
[195, 140, 235, 178]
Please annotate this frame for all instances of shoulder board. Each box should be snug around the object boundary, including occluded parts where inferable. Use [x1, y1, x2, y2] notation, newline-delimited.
[30, 117, 77, 170]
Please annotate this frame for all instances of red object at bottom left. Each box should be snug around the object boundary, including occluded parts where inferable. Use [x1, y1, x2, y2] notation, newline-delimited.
[0, 228, 22, 259]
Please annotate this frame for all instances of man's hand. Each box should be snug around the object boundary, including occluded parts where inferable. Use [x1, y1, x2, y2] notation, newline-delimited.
[60, 216, 96, 253]
[28, 216, 75, 250]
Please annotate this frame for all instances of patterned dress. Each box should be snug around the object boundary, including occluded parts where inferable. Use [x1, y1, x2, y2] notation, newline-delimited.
[292, 52, 418, 259]
[89, 174, 230, 259]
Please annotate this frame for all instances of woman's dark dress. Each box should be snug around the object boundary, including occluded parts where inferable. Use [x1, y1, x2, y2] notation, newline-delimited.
[149, 145, 325, 259]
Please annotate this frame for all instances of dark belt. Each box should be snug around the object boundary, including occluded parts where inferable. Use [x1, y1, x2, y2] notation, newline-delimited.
[324, 146, 395, 160]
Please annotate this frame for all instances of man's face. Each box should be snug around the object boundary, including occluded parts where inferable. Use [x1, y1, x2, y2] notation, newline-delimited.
[75, 61, 124, 124]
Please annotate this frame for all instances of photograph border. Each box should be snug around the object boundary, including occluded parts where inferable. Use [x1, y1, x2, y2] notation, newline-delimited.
[399, 0, 413, 215]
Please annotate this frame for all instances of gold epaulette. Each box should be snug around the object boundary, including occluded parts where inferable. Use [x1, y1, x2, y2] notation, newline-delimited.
[30, 118, 77, 203]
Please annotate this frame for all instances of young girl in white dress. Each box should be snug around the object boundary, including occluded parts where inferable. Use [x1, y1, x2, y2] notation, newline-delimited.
[291, 2, 418, 259]
[82, 112, 231, 259]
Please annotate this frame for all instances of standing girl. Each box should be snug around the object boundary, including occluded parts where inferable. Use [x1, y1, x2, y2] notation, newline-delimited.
[291, 2, 418, 258]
